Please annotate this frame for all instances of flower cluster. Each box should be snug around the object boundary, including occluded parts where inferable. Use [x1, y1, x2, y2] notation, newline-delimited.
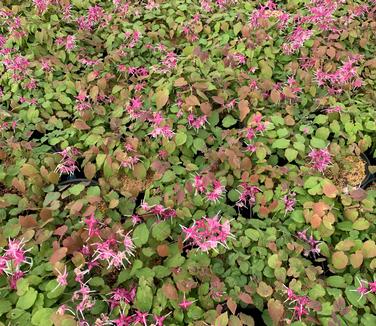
[140, 201, 177, 220]
[315, 56, 363, 90]
[91, 231, 136, 270]
[0, 238, 32, 289]
[187, 113, 208, 131]
[297, 229, 321, 258]
[181, 215, 233, 252]
[282, 27, 313, 54]
[193, 175, 226, 203]
[55, 146, 80, 176]
[283, 192, 296, 215]
[236, 183, 261, 208]
[352, 277, 376, 300]
[284, 286, 311, 321]
[308, 148, 332, 173]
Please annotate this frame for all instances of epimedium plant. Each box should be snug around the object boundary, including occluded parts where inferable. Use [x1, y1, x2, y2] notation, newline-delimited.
[0, 0, 376, 325]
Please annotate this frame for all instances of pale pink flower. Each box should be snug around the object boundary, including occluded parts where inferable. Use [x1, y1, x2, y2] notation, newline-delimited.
[308, 148, 331, 173]
[181, 214, 233, 252]
[283, 192, 296, 214]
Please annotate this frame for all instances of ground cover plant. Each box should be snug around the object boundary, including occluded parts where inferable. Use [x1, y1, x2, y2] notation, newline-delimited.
[0, 0, 376, 325]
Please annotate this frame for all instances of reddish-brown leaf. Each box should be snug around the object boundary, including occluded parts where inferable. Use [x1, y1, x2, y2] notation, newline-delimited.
[84, 162, 96, 179]
[162, 283, 179, 300]
[54, 225, 68, 237]
[268, 299, 284, 324]
[238, 100, 250, 122]
[157, 244, 169, 257]
[74, 119, 90, 130]
[50, 247, 67, 265]
[174, 77, 187, 87]
[185, 95, 200, 106]
[238, 292, 253, 305]
[227, 297, 237, 315]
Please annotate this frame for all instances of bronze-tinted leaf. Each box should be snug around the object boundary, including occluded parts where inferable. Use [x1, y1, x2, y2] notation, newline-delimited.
[267, 299, 284, 324]
[238, 100, 250, 122]
[162, 283, 178, 300]
[156, 89, 169, 109]
[50, 247, 68, 265]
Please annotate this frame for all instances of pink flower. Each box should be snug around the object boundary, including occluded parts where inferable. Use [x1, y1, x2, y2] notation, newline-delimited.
[236, 183, 260, 208]
[324, 106, 343, 114]
[283, 192, 296, 214]
[9, 270, 24, 289]
[308, 148, 331, 173]
[178, 295, 196, 310]
[52, 266, 68, 291]
[108, 287, 136, 310]
[350, 278, 370, 300]
[297, 230, 322, 258]
[65, 35, 76, 51]
[205, 180, 226, 203]
[181, 214, 233, 252]
[84, 214, 101, 239]
[282, 27, 313, 54]
[193, 175, 205, 194]
[133, 311, 148, 326]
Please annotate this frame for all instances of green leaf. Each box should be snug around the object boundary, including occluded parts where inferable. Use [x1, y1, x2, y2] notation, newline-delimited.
[31, 308, 54, 326]
[161, 170, 176, 183]
[17, 288, 38, 310]
[316, 127, 330, 140]
[256, 147, 267, 160]
[308, 284, 326, 300]
[214, 312, 229, 326]
[234, 22, 242, 35]
[68, 183, 85, 196]
[361, 314, 376, 325]
[326, 276, 347, 288]
[112, 85, 123, 94]
[272, 139, 290, 149]
[175, 132, 187, 146]
[285, 148, 298, 162]
[135, 284, 153, 311]
[0, 299, 12, 316]
[222, 115, 237, 128]
[187, 306, 204, 320]
[193, 138, 206, 151]
[259, 61, 273, 79]
[353, 218, 370, 231]
[58, 94, 72, 105]
[245, 229, 259, 241]
[45, 280, 65, 299]
[310, 137, 327, 149]
[345, 287, 366, 308]
[293, 142, 305, 152]
[43, 192, 60, 206]
[133, 224, 149, 247]
[152, 221, 171, 241]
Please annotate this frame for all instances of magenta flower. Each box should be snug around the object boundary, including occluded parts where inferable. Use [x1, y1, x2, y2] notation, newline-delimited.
[283, 286, 311, 321]
[297, 230, 322, 258]
[52, 266, 68, 292]
[108, 287, 136, 310]
[236, 183, 260, 208]
[308, 148, 332, 173]
[181, 214, 233, 252]
[205, 179, 226, 203]
[84, 214, 102, 240]
[9, 270, 25, 289]
[283, 192, 296, 214]
[178, 294, 196, 310]
[350, 278, 370, 301]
